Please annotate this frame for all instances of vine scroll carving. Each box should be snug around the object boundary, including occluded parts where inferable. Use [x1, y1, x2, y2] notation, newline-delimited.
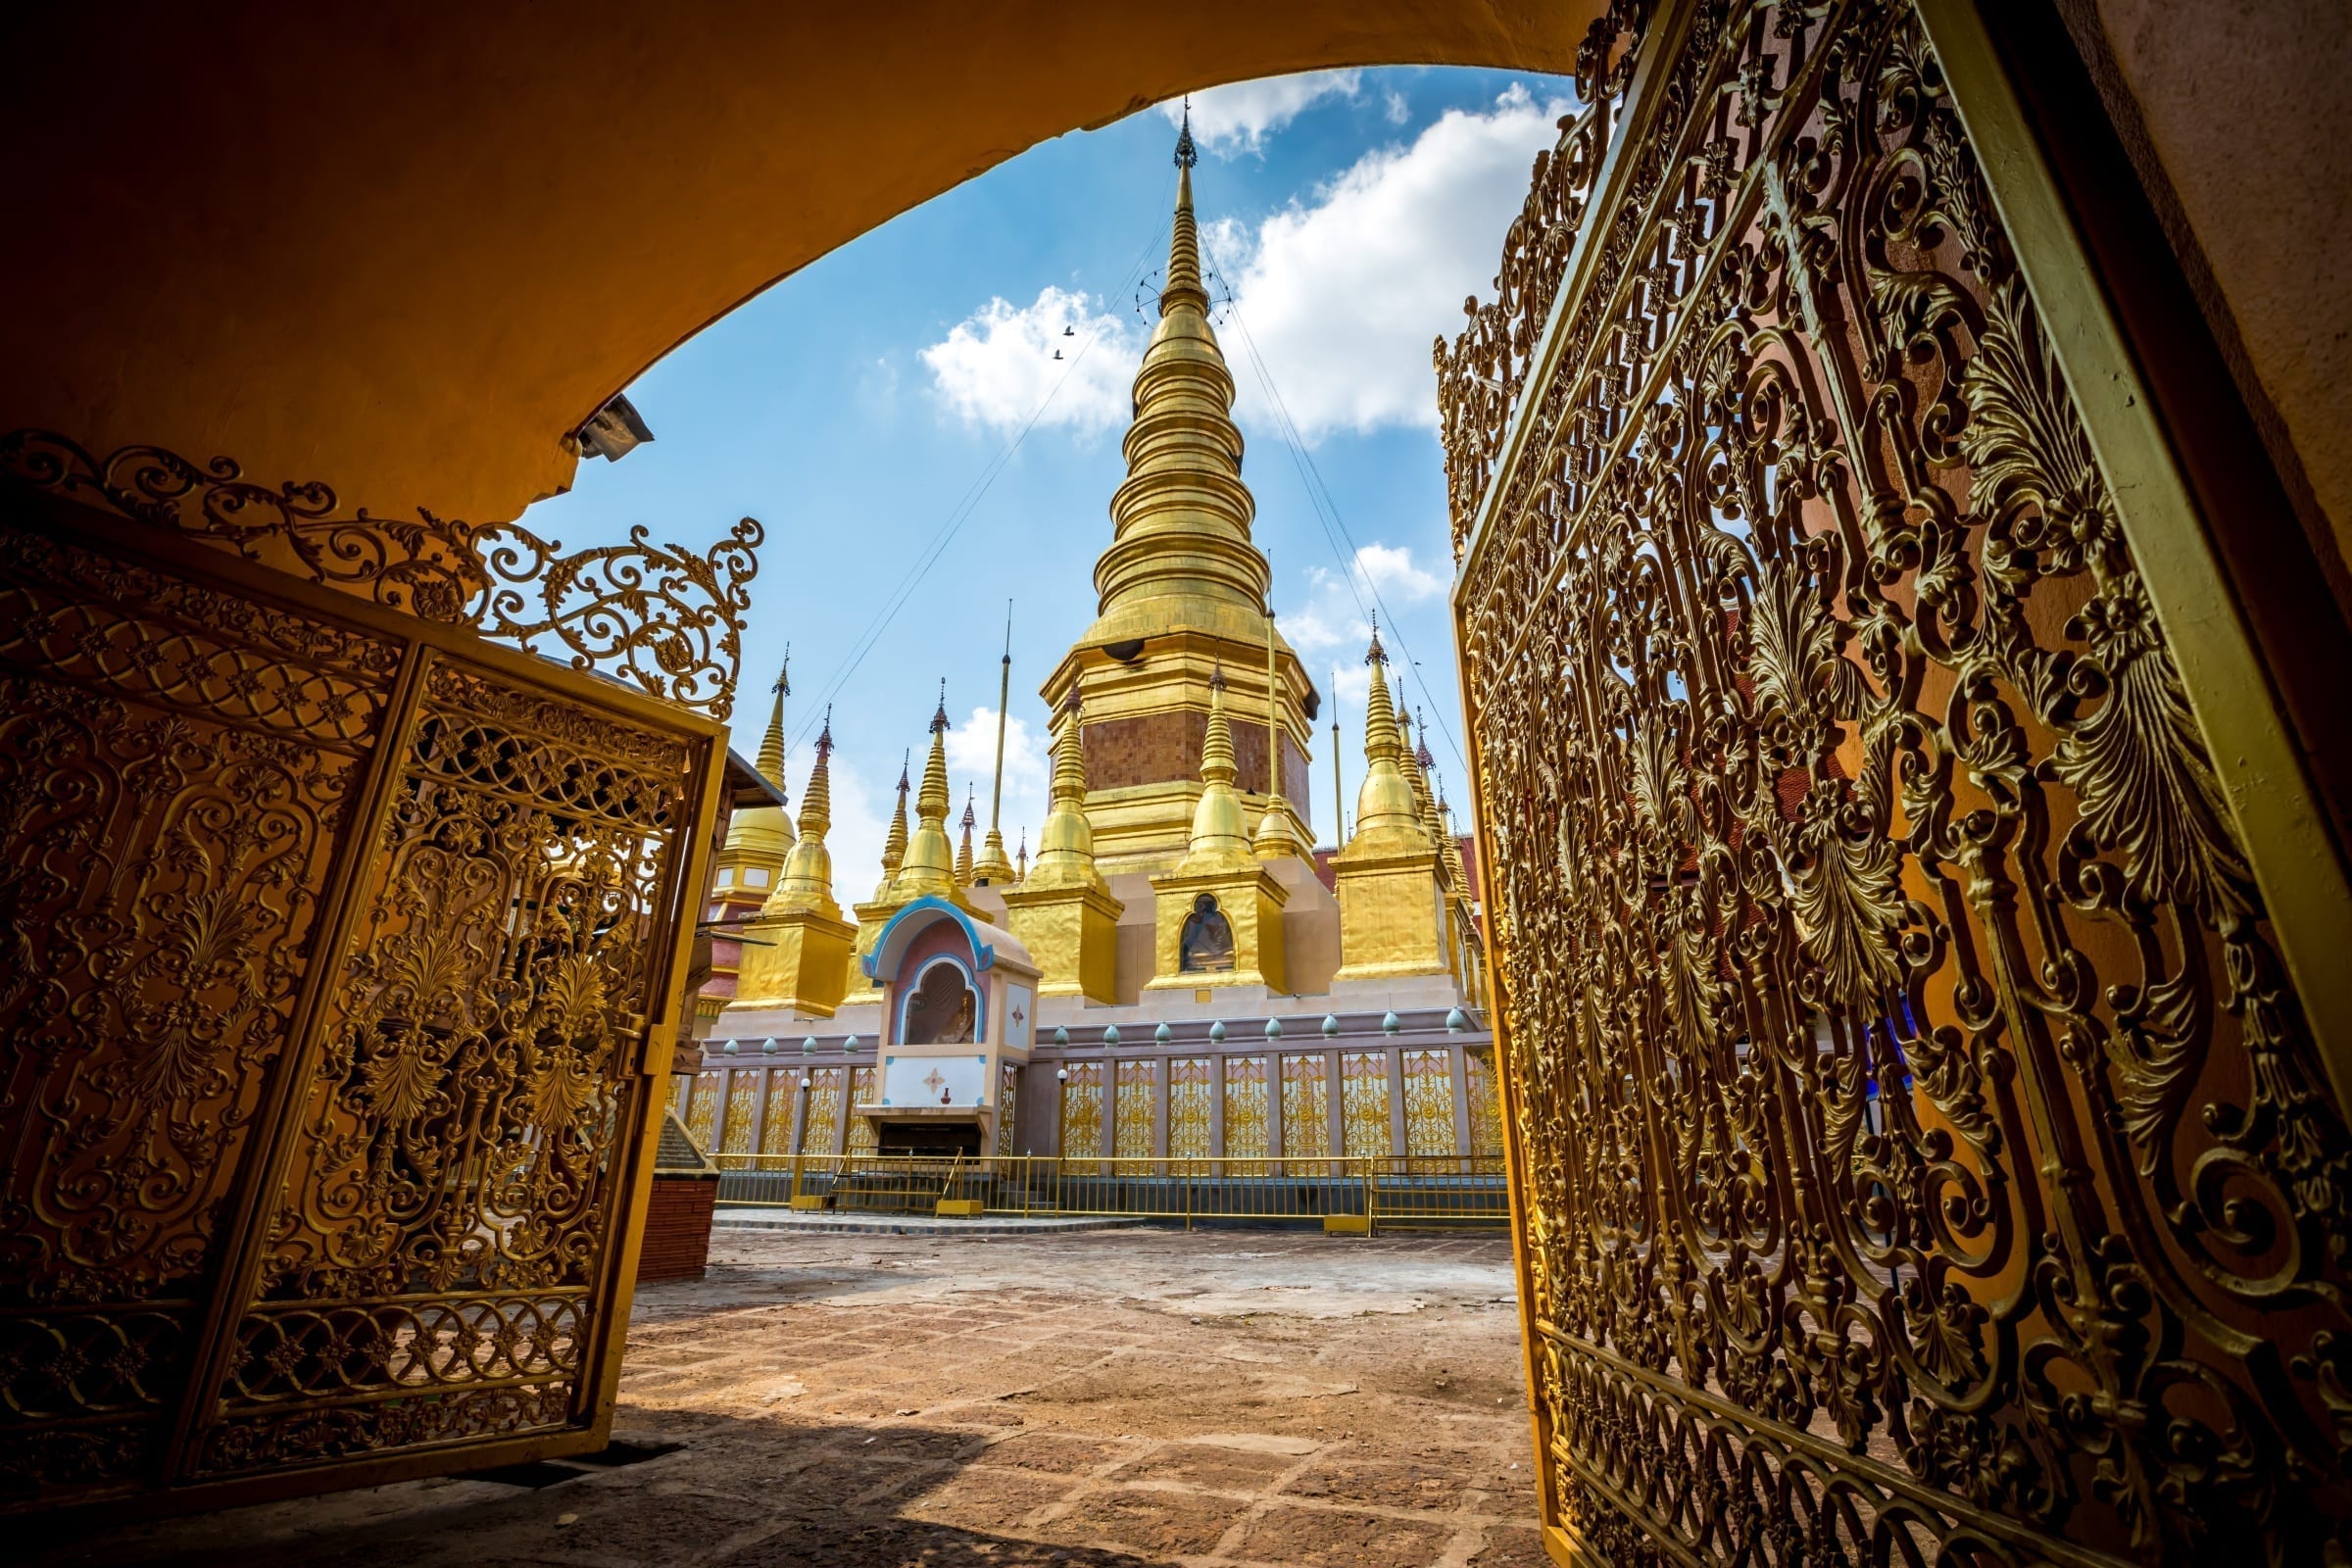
[1, 430, 736, 1506]
[1446, 2, 2352, 1563]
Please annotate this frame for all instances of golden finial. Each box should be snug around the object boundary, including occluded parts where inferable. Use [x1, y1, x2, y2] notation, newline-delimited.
[974, 603, 1017, 885]
[956, 787, 978, 885]
[1025, 684, 1108, 893]
[1177, 663, 1252, 873]
[770, 706, 839, 915]
[894, 683, 962, 900]
[1255, 569, 1302, 861]
[875, 749, 910, 898]
[1174, 98, 1198, 170]
[1348, 622, 1427, 852]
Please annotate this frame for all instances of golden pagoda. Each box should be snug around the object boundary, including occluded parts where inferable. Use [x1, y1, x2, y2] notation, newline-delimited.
[890, 689, 979, 913]
[999, 690, 1125, 1003]
[710, 661, 795, 922]
[1331, 622, 1448, 982]
[1147, 667, 1288, 992]
[700, 121, 1489, 1173]
[731, 711, 858, 1016]
[835, 753, 906, 1000]
[1037, 110, 1313, 873]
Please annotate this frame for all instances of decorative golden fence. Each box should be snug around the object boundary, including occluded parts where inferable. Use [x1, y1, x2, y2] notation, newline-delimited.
[709, 1154, 1510, 1230]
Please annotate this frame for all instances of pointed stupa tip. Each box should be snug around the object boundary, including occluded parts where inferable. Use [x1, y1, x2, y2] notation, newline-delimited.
[1364, 613, 1387, 666]
[772, 704, 838, 913]
[931, 678, 950, 733]
[1174, 99, 1198, 170]
[755, 653, 791, 789]
[1415, 708, 1435, 773]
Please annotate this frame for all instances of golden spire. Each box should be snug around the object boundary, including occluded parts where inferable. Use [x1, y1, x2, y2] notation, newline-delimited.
[956, 788, 978, 885]
[1081, 114, 1268, 648]
[893, 684, 961, 899]
[1347, 620, 1430, 854]
[1014, 829, 1028, 885]
[1408, 707, 1449, 883]
[1253, 576, 1303, 861]
[1177, 666, 1254, 873]
[1026, 691, 1109, 893]
[753, 653, 796, 845]
[875, 750, 910, 899]
[974, 605, 1017, 884]
[1438, 780, 1470, 893]
[769, 709, 840, 916]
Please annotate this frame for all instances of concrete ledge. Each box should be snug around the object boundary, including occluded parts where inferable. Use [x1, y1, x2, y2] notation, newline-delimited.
[711, 1206, 1152, 1236]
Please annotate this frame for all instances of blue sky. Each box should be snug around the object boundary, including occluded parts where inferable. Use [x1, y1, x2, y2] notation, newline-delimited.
[523, 67, 1574, 903]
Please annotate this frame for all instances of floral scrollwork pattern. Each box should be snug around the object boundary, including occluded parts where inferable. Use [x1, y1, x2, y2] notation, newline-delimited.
[1450, 2, 2352, 1564]
[1, 428, 760, 719]
[0, 529, 399, 1499]
[190, 659, 699, 1475]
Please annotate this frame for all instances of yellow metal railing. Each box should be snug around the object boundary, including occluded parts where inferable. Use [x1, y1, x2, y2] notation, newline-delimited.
[708, 1153, 1509, 1231]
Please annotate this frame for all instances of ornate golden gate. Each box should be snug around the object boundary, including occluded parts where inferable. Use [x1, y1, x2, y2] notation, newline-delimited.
[1444, 2, 2352, 1562]
[0, 435, 755, 1511]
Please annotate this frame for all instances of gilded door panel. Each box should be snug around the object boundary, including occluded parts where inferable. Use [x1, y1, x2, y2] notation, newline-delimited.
[720, 1071, 759, 1155]
[799, 1067, 842, 1156]
[0, 529, 402, 1501]
[1167, 1057, 1211, 1160]
[1113, 1059, 1154, 1170]
[188, 654, 702, 1478]
[1400, 1050, 1452, 1158]
[1446, 0, 2352, 1560]
[1340, 1052, 1389, 1159]
[1222, 1055, 1269, 1170]
[847, 1066, 878, 1154]
[995, 1061, 1019, 1154]
[1280, 1054, 1328, 1164]
[1060, 1061, 1102, 1164]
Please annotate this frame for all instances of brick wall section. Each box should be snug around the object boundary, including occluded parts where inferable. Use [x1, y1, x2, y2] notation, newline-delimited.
[1083, 712, 1313, 809]
[638, 1174, 717, 1282]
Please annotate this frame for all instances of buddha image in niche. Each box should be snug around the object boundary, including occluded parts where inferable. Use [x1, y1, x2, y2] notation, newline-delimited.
[905, 962, 976, 1045]
[1180, 894, 1235, 973]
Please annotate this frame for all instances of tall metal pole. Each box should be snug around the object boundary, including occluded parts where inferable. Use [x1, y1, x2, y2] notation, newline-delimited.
[1264, 553, 1279, 801]
[1331, 667, 1345, 849]
[989, 601, 1011, 842]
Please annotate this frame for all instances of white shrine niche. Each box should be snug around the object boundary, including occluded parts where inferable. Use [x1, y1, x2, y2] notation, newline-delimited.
[856, 897, 1041, 1155]
[880, 1053, 988, 1108]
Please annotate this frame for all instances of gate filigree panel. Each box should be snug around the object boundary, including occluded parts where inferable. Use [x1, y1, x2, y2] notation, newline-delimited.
[1446, 2, 2352, 1563]
[0, 448, 746, 1511]
[190, 659, 702, 1476]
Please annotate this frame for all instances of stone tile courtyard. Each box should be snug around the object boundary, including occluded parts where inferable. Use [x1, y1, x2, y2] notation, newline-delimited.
[34, 1228, 1544, 1568]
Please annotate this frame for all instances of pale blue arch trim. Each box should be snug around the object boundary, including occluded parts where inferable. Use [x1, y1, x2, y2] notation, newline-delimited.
[863, 896, 997, 983]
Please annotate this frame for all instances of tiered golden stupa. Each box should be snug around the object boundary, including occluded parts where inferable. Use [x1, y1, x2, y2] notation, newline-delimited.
[690, 117, 1493, 1164]
[1036, 110, 1315, 874]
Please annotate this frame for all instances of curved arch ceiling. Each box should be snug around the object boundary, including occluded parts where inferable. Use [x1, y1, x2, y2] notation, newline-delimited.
[2, 2, 1597, 525]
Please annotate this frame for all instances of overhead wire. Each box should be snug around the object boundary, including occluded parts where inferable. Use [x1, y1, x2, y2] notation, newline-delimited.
[786, 181, 1175, 754]
[1196, 230, 1471, 779]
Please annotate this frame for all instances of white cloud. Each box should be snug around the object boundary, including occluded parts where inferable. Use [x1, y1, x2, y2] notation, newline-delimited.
[1159, 72, 1361, 157]
[1351, 542, 1444, 603]
[944, 707, 1050, 800]
[919, 285, 1141, 437]
[1277, 542, 1446, 670]
[820, 758, 895, 909]
[944, 706, 1054, 872]
[1203, 84, 1569, 442]
[1383, 88, 1411, 125]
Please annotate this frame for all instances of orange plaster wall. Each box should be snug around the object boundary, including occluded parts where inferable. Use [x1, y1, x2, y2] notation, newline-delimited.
[1, 2, 1593, 528]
